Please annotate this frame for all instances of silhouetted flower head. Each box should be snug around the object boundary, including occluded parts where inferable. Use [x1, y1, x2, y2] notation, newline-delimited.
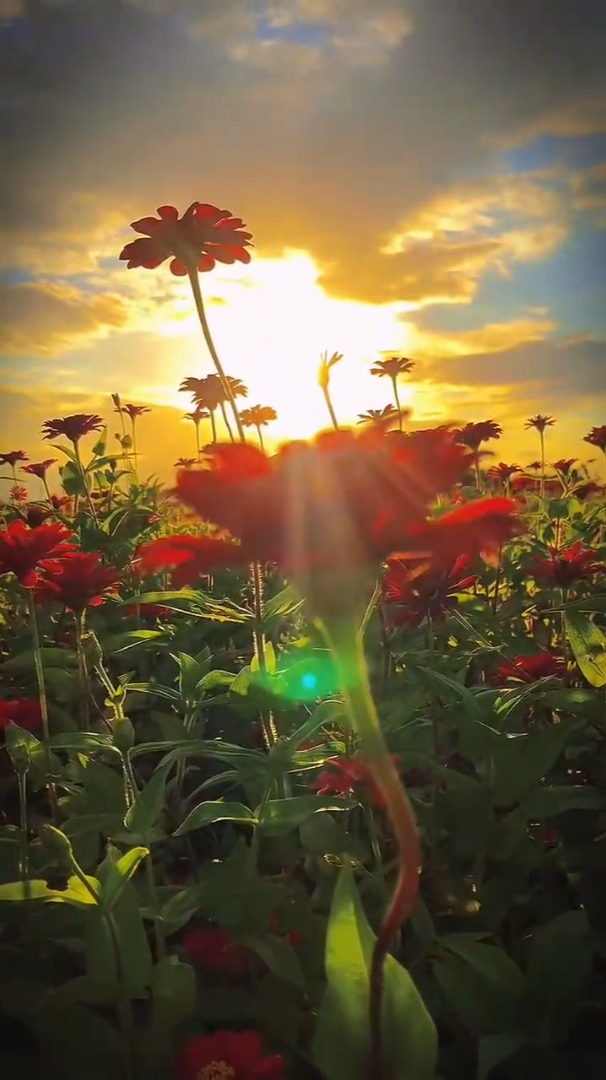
[383, 554, 477, 628]
[531, 541, 604, 587]
[0, 521, 76, 587]
[584, 425, 606, 453]
[487, 463, 521, 482]
[552, 458, 576, 476]
[174, 458, 198, 469]
[0, 451, 28, 468]
[120, 404, 151, 421]
[35, 552, 121, 611]
[120, 203, 253, 277]
[172, 1030, 284, 1080]
[240, 405, 278, 428]
[525, 414, 555, 432]
[357, 404, 401, 427]
[370, 356, 416, 379]
[21, 459, 56, 480]
[25, 505, 53, 527]
[457, 421, 502, 451]
[42, 414, 104, 444]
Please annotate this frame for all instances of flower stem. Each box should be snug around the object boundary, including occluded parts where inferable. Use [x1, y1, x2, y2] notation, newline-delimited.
[540, 429, 546, 501]
[188, 270, 246, 442]
[74, 613, 91, 729]
[73, 440, 99, 526]
[251, 560, 279, 750]
[392, 377, 402, 431]
[322, 386, 340, 431]
[18, 772, 31, 900]
[318, 613, 421, 1077]
[28, 593, 57, 819]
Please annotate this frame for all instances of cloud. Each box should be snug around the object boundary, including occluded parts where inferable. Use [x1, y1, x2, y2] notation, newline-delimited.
[572, 162, 606, 225]
[0, 280, 130, 355]
[413, 316, 557, 358]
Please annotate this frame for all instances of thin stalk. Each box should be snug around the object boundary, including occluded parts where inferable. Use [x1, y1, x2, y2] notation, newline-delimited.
[251, 560, 279, 750]
[474, 453, 482, 493]
[28, 594, 57, 818]
[392, 377, 403, 431]
[210, 409, 217, 444]
[42, 476, 52, 503]
[130, 419, 139, 484]
[219, 401, 235, 443]
[194, 420, 201, 457]
[256, 425, 265, 452]
[73, 440, 99, 526]
[74, 614, 91, 729]
[319, 614, 421, 1078]
[188, 270, 246, 442]
[18, 772, 31, 901]
[322, 386, 340, 431]
[540, 429, 546, 501]
[491, 544, 503, 616]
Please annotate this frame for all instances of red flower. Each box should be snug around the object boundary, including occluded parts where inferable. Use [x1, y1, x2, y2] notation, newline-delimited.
[457, 420, 502, 451]
[552, 458, 576, 476]
[182, 925, 252, 977]
[172, 1030, 284, 1080]
[495, 652, 566, 683]
[404, 498, 519, 565]
[42, 414, 104, 444]
[10, 484, 28, 503]
[584, 425, 606, 453]
[0, 451, 28, 467]
[383, 553, 477, 628]
[120, 203, 253, 277]
[0, 521, 76, 587]
[0, 699, 42, 732]
[35, 552, 121, 611]
[487, 462, 521, 482]
[138, 534, 245, 587]
[511, 474, 537, 494]
[574, 480, 603, 501]
[525, 414, 555, 432]
[312, 754, 398, 810]
[120, 403, 151, 420]
[531, 541, 604, 587]
[25, 505, 53, 527]
[51, 494, 71, 512]
[21, 459, 56, 480]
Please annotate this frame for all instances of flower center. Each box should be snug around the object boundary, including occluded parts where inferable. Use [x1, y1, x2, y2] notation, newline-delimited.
[197, 1062, 236, 1080]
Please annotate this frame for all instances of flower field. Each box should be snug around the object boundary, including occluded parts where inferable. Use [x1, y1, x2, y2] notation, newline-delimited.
[1, 203, 606, 1080]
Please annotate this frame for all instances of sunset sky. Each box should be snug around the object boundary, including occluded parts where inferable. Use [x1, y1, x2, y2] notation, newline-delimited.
[1, 0, 606, 495]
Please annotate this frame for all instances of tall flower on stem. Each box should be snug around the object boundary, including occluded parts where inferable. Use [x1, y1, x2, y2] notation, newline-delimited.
[140, 427, 518, 1073]
[486, 462, 521, 495]
[357, 404, 401, 428]
[318, 351, 343, 430]
[42, 414, 104, 523]
[457, 420, 503, 490]
[21, 460, 56, 501]
[370, 356, 415, 430]
[183, 407, 210, 456]
[240, 405, 277, 450]
[0, 451, 29, 482]
[584, 425, 606, 455]
[525, 414, 555, 499]
[120, 202, 252, 440]
[118, 403, 151, 481]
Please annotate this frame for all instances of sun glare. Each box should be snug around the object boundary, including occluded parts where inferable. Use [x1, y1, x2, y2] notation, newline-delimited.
[158, 252, 422, 440]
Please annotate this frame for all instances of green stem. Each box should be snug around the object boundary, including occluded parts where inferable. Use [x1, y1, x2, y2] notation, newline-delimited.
[74, 614, 91, 730]
[392, 377, 402, 431]
[131, 419, 139, 484]
[251, 561, 279, 751]
[18, 772, 31, 901]
[322, 386, 340, 431]
[318, 613, 421, 1078]
[210, 409, 217, 444]
[540, 429, 546, 501]
[475, 453, 482, 493]
[220, 402, 235, 443]
[73, 440, 99, 526]
[28, 593, 57, 819]
[188, 270, 246, 442]
[491, 544, 503, 616]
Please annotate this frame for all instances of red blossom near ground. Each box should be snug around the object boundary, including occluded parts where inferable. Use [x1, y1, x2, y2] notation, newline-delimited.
[510, 475, 537, 494]
[531, 541, 604, 587]
[0, 699, 43, 732]
[0, 521, 77, 588]
[312, 754, 399, 810]
[138, 534, 245, 587]
[0, 451, 29, 467]
[552, 458, 577, 476]
[456, 420, 503, 451]
[182, 925, 252, 977]
[21, 459, 56, 480]
[10, 484, 28, 503]
[584, 425, 606, 453]
[42, 414, 104, 444]
[495, 652, 567, 683]
[383, 554, 478, 628]
[172, 1030, 285, 1080]
[120, 403, 151, 420]
[50, 494, 71, 511]
[487, 463, 521, 482]
[120, 202, 253, 277]
[525, 414, 555, 432]
[404, 498, 519, 565]
[34, 552, 121, 611]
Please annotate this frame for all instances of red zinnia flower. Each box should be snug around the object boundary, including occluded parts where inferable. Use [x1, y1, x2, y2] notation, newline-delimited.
[182, 925, 252, 978]
[531, 541, 604, 587]
[0, 521, 76, 587]
[0, 451, 28, 467]
[10, 484, 28, 503]
[495, 652, 566, 683]
[525, 414, 555, 432]
[138, 534, 245, 587]
[404, 498, 519, 565]
[0, 698, 43, 732]
[510, 474, 537, 494]
[312, 754, 399, 810]
[457, 420, 502, 451]
[487, 463, 521, 482]
[120, 203, 253, 277]
[584, 425, 606, 453]
[120, 403, 151, 420]
[42, 414, 104, 444]
[552, 458, 576, 476]
[35, 552, 121, 611]
[383, 553, 477, 629]
[172, 1030, 284, 1080]
[21, 459, 56, 480]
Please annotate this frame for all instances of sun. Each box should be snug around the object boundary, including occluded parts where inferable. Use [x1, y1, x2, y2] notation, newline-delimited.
[156, 251, 423, 440]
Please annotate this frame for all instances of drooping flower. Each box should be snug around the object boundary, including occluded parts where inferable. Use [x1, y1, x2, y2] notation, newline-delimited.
[0, 451, 28, 468]
[0, 698, 43, 732]
[120, 403, 151, 421]
[312, 754, 399, 810]
[139, 534, 245, 587]
[495, 652, 566, 683]
[552, 458, 577, 476]
[35, 552, 121, 611]
[574, 480, 603, 501]
[383, 554, 477, 629]
[525, 414, 556, 433]
[584, 425, 606, 453]
[120, 203, 253, 277]
[531, 541, 604, 587]
[21, 459, 56, 480]
[457, 421, 502, 451]
[25, 505, 53, 527]
[42, 414, 104, 444]
[0, 521, 76, 588]
[172, 1030, 285, 1080]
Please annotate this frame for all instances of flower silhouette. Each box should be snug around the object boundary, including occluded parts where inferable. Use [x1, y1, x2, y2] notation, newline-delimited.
[457, 421, 502, 451]
[0, 521, 76, 587]
[531, 541, 603, 587]
[584, 425, 606, 453]
[42, 414, 104, 444]
[120, 203, 253, 277]
[21, 459, 56, 480]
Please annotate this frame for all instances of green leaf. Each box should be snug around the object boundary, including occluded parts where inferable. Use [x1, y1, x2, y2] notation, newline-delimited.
[0, 647, 78, 674]
[433, 937, 526, 1036]
[150, 955, 196, 1036]
[520, 785, 604, 818]
[174, 801, 257, 836]
[100, 847, 148, 911]
[262, 584, 303, 624]
[48, 732, 118, 753]
[124, 765, 171, 841]
[0, 875, 100, 906]
[244, 934, 305, 988]
[526, 911, 592, 1028]
[565, 610, 606, 687]
[4, 725, 46, 773]
[477, 1032, 526, 1080]
[101, 630, 169, 655]
[490, 725, 575, 808]
[258, 795, 354, 835]
[251, 639, 276, 674]
[313, 867, 437, 1080]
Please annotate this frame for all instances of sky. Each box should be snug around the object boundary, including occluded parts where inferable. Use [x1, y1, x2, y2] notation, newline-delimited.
[1, 0, 606, 496]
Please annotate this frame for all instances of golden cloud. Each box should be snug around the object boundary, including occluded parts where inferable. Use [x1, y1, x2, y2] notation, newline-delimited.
[413, 316, 557, 359]
[0, 281, 130, 356]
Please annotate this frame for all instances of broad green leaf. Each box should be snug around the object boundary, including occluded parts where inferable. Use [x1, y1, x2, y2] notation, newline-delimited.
[313, 867, 437, 1080]
[526, 911, 592, 1028]
[197, 669, 236, 692]
[258, 795, 354, 835]
[251, 638, 276, 674]
[0, 875, 100, 906]
[3, 725, 46, 773]
[520, 784, 604, 818]
[33, 998, 127, 1080]
[125, 681, 181, 703]
[433, 938, 526, 1036]
[477, 1032, 526, 1080]
[150, 955, 196, 1035]
[124, 765, 171, 840]
[100, 847, 149, 911]
[490, 725, 575, 808]
[100, 630, 169, 655]
[174, 801, 257, 836]
[0, 647, 78, 674]
[559, 595, 606, 614]
[48, 733, 117, 753]
[262, 584, 303, 624]
[565, 610, 606, 687]
[244, 934, 305, 988]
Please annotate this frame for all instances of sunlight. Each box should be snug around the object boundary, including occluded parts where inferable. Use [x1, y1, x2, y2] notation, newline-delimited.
[156, 251, 427, 439]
